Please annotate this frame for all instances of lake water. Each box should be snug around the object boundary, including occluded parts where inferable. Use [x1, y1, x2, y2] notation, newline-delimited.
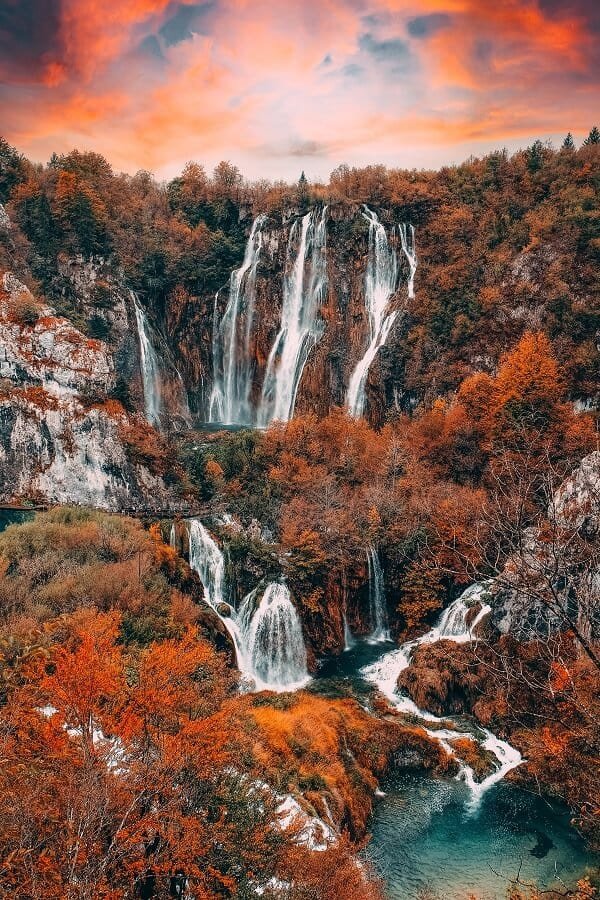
[312, 639, 599, 900]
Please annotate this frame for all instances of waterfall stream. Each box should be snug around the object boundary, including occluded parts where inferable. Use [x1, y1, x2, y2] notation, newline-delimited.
[259, 207, 328, 426]
[209, 215, 267, 425]
[361, 582, 523, 808]
[187, 519, 309, 691]
[132, 291, 163, 426]
[245, 582, 310, 691]
[347, 208, 399, 418]
[399, 222, 417, 300]
[367, 546, 391, 642]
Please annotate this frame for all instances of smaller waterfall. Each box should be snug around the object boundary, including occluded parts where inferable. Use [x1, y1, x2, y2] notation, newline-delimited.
[209, 214, 266, 425]
[367, 547, 391, 642]
[343, 613, 355, 651]
[169, 524, 176, 549]
[246, 583, 310, 691]
[258, 207, 328, 426]
[187, 520, 309, 692]
[362, 582, 522, 808]
[399, 223, 417, 300]
[188, 519, 248, 669]
[132, 292, 162, 426]
[347, 208, 399, 418]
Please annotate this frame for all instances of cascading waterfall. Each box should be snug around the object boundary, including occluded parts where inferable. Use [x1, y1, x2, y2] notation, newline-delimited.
[187, 519, 309, 692]
[187, 518, 248, 668]
[367, 546, 390, 642]
[362, 582, 523, 809]
[132, 291, 162, 426]
[245, 582, 310, 691]
[209, 215, 267, 425]
[347, 208, 399, 418]
[258, 207, 328, 426]
[399, 223, 417, 300]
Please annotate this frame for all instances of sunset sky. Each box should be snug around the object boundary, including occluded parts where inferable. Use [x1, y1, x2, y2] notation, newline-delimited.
[1, 0, 599, 181]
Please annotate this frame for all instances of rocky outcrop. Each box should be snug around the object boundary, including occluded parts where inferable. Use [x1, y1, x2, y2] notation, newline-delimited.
[0, 272, 184, 511]
[488, 452, 600, 641]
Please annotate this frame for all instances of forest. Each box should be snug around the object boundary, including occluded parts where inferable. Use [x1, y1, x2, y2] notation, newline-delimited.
[0, 131, 599, 899]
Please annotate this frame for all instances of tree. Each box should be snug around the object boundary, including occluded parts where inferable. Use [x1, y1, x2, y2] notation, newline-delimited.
[0, 136, 26, 202]
[583, 125, 600, 145]
[561, 132, 575, 150]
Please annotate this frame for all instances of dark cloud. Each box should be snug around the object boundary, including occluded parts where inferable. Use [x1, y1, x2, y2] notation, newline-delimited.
[538, 0, 600, 30]
[159, 1, 214, 46]
[359, 32, 409, 62]
[0, 0, 63, 82]
[407, 13, 452, 39]
[342, 62, 363, 78]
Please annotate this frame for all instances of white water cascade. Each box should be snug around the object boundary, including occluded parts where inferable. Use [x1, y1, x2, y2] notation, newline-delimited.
[258, 207, 328, 426]
[399, 223, 417, 300]
[132, 292, 163, 426]
[187, 519, 309, 692]
[245, 582, 310, 691]
[209, 215, 267, 425]
[347, 208, 400, 418]
[187, 519, 248, 668]
[367, 546, 391, 642]
[361, 582, 523, 809]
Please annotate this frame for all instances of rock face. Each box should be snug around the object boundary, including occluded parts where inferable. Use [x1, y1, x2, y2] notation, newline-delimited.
[0, 272, 182, 511]
[489, 452, 600, 641]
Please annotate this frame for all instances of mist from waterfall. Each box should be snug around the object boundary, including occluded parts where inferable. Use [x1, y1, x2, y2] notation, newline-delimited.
[347, 208, 399, 418]
[187, 519, 309, 692]
[209, 215, 267, 425]
[258, 207, 328, 426]
[367, 546, 391, 642]
[132, 291, 163, 426]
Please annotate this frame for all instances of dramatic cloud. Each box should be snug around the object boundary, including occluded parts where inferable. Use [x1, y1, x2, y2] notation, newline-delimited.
[0, 0, 598, 179]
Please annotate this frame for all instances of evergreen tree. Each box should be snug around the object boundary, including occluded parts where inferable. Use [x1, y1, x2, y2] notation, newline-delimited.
[0, 136, 26, 203]
[526, 139, 545, 173]
[297, 170, 309, 207]
[561, 132, 575, 150]
[583, 125, 600, 145]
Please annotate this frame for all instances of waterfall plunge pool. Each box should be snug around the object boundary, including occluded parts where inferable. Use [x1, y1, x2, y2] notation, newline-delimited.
[311, 639, 599, 900]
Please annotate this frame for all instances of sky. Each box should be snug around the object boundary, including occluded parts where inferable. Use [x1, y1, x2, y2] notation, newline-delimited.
[1, 0, 599, 182]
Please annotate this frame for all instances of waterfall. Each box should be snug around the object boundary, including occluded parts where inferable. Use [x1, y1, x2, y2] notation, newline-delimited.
[132, 291, 162, 426]
[399, 223, 417, 300]
[343, 613, 356, 651]
[258, 207, 328, 426]
[246, 582, 310, 691]
[367, 546, 391, 642]
[187, 519, 309, 692]
[361, 582, 523, 808]
[347, 208, 399, 418]
[187, 519, 248, 669]
[209, 215, 267, 425]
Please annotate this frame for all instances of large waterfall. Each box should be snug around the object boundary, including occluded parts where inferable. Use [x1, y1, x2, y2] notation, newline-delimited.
[132, 291, 163, 426]
[245, 582, 310, 691]
[209, 215, 267, 425]
[362, 582, 523, 808]
[187, 519, 309, 692]
[347, 208, 400, 418]
[367, 546, 390, 642]
[258, 207, 328, 426]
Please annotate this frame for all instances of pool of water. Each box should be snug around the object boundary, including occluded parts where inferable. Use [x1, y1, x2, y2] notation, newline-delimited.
[311, 638, 599, 899]
[368, 772, 598, 899]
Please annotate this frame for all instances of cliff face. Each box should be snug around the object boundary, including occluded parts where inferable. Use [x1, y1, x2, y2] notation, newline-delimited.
[0, 271, 182, 511]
